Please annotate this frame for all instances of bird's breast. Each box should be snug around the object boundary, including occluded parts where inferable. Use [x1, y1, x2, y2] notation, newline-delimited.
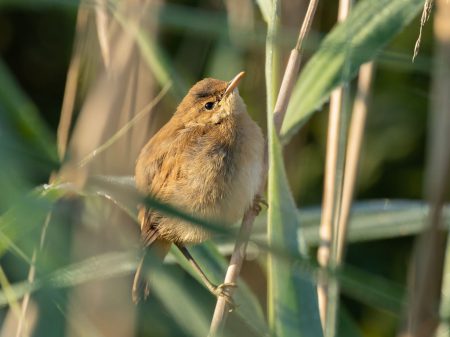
[180, 114, 264, 226]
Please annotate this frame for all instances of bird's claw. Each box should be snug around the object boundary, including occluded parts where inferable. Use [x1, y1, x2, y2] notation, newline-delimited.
[252, 195, 268, 214]
[212, 282, 237, 311]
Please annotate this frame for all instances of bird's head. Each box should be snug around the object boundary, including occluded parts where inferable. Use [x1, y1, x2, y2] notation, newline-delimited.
[175, 72, 247, 126]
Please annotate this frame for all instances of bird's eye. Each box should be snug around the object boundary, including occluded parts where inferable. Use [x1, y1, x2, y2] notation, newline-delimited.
[204, 102, 214, 110]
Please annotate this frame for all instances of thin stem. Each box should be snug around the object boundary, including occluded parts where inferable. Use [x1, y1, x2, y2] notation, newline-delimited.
[209, 0, 320, 334]
[412, 0, 434, 62]
[78, 83, 171, 168]
[295, 0, 319, 51]
[274, 0, 320, 133]
[335, 62, 374, 264]
[317, 87, 343, 327]
[208, 201, 265, 335]
[15, 213, 52, 337]
[317, 0, 353, 332]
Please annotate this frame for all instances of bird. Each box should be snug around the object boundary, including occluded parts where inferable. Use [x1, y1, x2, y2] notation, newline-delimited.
[132, 72, 264, 304]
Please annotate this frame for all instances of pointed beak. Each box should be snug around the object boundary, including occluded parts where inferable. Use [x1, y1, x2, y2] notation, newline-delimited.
[223, 71, 245, 98]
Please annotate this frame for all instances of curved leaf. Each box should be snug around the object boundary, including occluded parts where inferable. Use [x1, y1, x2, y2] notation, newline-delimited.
[280, 0, 423, 141]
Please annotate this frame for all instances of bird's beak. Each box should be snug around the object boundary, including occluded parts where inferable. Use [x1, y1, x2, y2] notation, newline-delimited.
[223, 71, 245, 98]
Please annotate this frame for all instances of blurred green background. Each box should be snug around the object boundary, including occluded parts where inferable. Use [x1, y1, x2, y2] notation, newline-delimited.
[0, 0, 435, 336]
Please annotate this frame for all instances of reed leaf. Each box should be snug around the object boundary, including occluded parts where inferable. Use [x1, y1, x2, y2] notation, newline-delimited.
[281, 0, 423, 141]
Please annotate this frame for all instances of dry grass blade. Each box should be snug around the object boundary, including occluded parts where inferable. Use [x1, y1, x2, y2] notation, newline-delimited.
[78, 82, 171, 168]
[401, 0, 450, 335]
[209, 0, 320, 335]
[15, 213, 51, 337]
[0, 266, 38, 337]
[57, 7, 89, 160]
[412, 0, 434, 62]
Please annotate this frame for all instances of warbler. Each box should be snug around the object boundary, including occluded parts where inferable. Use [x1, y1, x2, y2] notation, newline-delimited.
[133, 72, 264, 303]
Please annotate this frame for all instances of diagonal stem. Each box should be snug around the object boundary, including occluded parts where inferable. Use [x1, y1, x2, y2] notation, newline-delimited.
[15, 213, 52, 337]
[209, 0, 320, 335]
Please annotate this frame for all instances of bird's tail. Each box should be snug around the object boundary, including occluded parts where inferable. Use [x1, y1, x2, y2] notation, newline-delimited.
[132, 239, 171, 304]
[132, 252, 150, 303]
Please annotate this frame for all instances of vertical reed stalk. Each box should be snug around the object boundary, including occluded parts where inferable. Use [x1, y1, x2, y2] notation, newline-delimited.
[328, 61, 374, 337]
[317, 0, 352, 332]
[335, 62, 374, 264]
[401, 0, 450, 336]
[57, 6, 88, 160]
[209, 0, 320, 334]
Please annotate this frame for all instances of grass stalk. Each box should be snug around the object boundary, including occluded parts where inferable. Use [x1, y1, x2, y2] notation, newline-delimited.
[317, 0, 352, 333]
[77, 82, 171, 168]
[335, 62, 374, 264]
[15, 213, 52, 337]
[208, 0, 320, 334]
[273, 0, 319, 134]
[330, 61, 374, 337]
[57, 6, 88, 160]
[401, 0, 450, 335]
[412, 0, 434, 62]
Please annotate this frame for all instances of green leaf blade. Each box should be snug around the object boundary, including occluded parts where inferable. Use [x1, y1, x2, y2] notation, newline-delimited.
[281, 0, 423, 141]
[267, 126, 323, 337]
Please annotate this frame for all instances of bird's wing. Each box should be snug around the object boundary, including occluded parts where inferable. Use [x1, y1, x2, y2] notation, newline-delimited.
[138, 208, 161, 246]
[135, 122, 186, 246]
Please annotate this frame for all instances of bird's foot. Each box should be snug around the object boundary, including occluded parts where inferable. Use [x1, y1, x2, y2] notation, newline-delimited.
[211, 282, 237, 311]
[252, 194, 268, 214]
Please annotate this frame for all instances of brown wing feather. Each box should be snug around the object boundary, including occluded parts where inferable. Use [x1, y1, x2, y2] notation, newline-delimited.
[139, 208, 162, 246]
[135, 119, 184, 247]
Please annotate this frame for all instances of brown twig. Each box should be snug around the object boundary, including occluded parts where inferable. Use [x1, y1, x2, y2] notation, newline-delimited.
[209, 0, 320, 335]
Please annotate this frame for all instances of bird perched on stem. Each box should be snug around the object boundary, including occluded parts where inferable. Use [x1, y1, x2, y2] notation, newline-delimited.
[132, 72, 264, 304]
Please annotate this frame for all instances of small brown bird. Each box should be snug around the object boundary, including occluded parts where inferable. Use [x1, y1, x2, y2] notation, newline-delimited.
[132, 72, 264, 303]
